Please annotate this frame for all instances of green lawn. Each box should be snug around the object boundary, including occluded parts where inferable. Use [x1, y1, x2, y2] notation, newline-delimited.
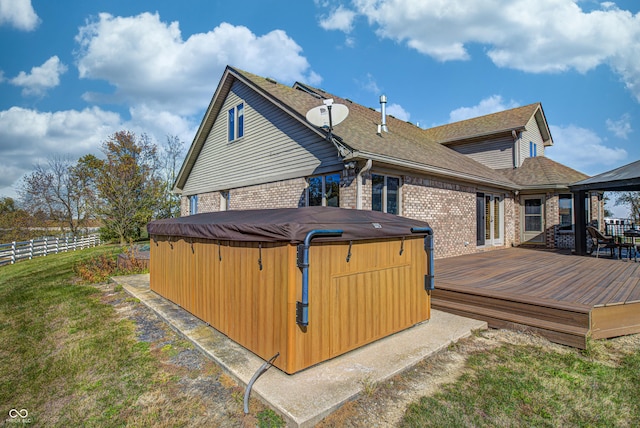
[3, 246, 638, 427]
[401, 336, 640, 427]
[0, 246, 280, 427]
[0, 246, 155, 425]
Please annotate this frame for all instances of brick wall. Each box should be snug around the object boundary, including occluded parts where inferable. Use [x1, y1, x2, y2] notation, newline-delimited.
[545, 193, 559, 248]
[230, 177, 307, 210]
[178, 168, 523, 259]
[340, 168, 357, 209]
[180, 196, 189, 217]
[402, 176, 479, 258]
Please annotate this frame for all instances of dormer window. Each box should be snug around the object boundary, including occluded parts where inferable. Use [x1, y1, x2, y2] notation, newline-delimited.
[529, 141, 537, 157]
[228, 103, 244, 142]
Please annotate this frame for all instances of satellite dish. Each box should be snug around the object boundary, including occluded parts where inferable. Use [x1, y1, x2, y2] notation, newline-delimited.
[306, 103, 349, 129]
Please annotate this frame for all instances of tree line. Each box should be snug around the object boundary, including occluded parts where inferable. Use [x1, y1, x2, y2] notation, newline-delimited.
[0, 131, 185, 244]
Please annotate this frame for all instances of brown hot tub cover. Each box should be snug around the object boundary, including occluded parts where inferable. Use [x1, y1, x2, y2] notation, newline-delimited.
[147, 206, 432, 243]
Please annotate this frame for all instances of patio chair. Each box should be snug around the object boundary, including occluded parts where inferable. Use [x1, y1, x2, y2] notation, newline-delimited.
[586, 226, 618, 258]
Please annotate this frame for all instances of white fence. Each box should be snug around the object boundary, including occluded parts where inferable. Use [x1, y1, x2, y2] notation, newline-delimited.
[0, 234, 101, 267]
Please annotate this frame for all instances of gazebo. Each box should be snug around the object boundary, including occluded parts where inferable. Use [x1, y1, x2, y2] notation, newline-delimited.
[570, 159, 640, 255]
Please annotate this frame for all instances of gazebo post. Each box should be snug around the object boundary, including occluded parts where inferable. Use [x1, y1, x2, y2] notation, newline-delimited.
[573, 190, 587, 256]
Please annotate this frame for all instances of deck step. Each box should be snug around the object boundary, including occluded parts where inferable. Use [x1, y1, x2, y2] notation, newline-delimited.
[433, 296, 590, 349]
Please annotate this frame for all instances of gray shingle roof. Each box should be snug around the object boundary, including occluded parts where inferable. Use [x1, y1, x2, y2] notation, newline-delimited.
[233, 67, 517, 188]
[176, 65, 582, 193]
[498, 157, 588, 188]
[423, 103, 542, 144]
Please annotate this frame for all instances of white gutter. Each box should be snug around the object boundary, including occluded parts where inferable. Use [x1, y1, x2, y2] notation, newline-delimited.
[345, 151, 518, 191]
[356, 159, 373, 209]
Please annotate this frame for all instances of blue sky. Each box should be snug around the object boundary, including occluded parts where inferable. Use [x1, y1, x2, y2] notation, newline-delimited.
[1, 0, 638, 216]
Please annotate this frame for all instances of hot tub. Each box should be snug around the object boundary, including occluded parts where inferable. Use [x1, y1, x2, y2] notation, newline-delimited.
[147, 206, 434, 374]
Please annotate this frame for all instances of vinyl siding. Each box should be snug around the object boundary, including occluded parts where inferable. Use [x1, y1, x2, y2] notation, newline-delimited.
[448, 136, 514, 169]
[183, 80, 342, 195]
[519, 114, 545, 166]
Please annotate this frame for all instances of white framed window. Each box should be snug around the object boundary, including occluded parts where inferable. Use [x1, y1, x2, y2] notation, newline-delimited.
[372, 174, 400, 214]
[529, 141, 537, 157]
[189, 195, 198, 215]
[228, 102, 244, 142]
[307, 173, 340, 207]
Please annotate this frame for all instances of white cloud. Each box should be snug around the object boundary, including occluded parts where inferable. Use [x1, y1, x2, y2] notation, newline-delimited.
[319, 5, 357, 32]
[75, 13, 320, 116]
[0, 0, 39, 31]
[546, 124, 628, 174]
[0, 104, 199, 199]
[606, 114, 632, 139]
[386, 103, 410, 121]
[358, 72, 381, 94]
[10, 56, 68, 96]
[351, 0, 640, 101]
[0, 106, 123, 197]
[128, 105, 196, 146]
[448, 95, 519, 122]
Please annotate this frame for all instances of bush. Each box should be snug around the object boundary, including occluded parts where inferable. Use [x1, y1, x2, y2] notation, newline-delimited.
[74, 241, 148, 284]
[74, 253, 117, 283]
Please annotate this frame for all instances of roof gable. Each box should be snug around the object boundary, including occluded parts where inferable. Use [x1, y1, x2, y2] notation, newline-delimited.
[423, 103, 553, 147]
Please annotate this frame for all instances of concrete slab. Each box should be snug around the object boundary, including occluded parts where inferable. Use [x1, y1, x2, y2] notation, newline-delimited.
[112, 274, 487, 427]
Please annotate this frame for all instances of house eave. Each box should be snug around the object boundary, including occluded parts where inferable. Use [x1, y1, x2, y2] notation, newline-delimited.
[440, 126, 526, 146]
[344, 151, 518, 190]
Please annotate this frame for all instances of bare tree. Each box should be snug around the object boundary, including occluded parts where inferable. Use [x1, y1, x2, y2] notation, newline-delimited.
[20, 155, 94, 236]
[157, 134, 186, 218]
[615, 192, 640, 222]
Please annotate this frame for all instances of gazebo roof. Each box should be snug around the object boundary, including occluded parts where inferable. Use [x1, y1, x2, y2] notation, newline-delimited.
[569, 159, 640, 192]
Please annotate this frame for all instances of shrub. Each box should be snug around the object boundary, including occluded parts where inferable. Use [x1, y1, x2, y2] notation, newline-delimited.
[74, 253, 117, 283]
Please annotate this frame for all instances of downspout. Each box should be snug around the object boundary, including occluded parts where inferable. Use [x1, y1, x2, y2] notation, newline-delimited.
[356, 159, 373, 210]
[297, 229, 343, 326]
[411, 227, 435, 291]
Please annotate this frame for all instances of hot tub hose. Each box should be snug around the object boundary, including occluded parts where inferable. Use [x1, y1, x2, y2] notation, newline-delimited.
[243, 352, 279, 414]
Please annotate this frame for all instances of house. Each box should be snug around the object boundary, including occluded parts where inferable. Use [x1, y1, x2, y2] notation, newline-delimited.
[173, 65, 595, 259]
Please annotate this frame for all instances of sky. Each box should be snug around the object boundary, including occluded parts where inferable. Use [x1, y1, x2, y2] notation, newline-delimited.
[0, 0, 638, 217]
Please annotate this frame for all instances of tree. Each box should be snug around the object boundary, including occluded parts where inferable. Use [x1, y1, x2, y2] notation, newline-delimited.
[156, 134, 186, 219]
[615, 191, 640, 222]
[20, 155, 95, 236]
[0, 197, 33, 242]
[95, 131, 165, 243]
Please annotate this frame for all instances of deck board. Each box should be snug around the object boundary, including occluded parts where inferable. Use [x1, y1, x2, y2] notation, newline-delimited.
[433, 248, 640, 348]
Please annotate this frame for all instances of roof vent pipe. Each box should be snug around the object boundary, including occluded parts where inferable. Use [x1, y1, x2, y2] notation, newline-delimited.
[380, 94, 388, 132]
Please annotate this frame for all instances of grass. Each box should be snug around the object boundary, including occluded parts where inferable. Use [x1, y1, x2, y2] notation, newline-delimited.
[0, 245, 282, 426]
[0, 246, 151, 426]
[400, 339, 640, 427]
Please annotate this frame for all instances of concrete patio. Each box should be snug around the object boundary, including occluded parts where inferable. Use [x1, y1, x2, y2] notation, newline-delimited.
[112, 273, 486, 427]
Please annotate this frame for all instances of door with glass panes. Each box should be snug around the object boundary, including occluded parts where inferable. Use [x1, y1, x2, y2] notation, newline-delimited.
[476, 193, 504, 246]
[521, 196, 545, 244]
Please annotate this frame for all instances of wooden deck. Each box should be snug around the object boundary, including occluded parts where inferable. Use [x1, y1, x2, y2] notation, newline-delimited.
[432, 248, 640, 348]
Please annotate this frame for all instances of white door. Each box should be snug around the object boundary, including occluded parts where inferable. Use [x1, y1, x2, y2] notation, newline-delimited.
[522, 196, 545, 244]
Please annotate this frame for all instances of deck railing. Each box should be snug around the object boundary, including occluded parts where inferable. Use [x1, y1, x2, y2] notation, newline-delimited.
[604, 219, 637, 237]
[0, 234, 101, 267]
